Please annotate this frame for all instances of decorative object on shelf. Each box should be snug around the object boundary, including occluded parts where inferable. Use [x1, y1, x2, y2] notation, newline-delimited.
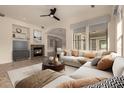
[48, 40, 61, 65]
[13, 34, 15, 38]
[57, 48, 62, 59]
[16, 28, 22, 33]
[52, 55, 59, 65]
[33, 30, 42, 43]
[51, 40, 62, 65]
[12, 24, 29, 40]
[49, 56, 61, 65]
[49, 56, 54, 61]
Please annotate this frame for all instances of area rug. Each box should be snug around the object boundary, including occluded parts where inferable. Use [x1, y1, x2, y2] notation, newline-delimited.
[7, 63, 77, 87]
[7, 63, 43, 87]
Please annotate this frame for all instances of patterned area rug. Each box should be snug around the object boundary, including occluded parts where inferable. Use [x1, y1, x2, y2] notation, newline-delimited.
[7, 63, 77, 87]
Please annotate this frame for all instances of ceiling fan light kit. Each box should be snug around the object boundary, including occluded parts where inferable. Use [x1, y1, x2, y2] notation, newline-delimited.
[50, 15, 54, 17]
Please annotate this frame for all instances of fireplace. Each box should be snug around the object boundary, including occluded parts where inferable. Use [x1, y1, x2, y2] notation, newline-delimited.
[31, 45, 44, 58]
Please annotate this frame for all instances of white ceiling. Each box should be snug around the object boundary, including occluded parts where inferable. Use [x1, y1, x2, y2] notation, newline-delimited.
[0, 5, 113, 28]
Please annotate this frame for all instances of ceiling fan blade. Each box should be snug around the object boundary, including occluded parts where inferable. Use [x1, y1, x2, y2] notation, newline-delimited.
[40, 15, 49, 17]
[50, 8, 56, 15]
[53, 16, 60, 21]
[0, 12, 5, 17]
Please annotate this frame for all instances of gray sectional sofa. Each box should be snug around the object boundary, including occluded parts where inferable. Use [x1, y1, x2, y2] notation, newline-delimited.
[13, 53, 124, 88]
[60, 50, 112, 67]
[43, 56, 124, 88]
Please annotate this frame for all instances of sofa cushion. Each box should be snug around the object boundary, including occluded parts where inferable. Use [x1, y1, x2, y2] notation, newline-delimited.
[110, 52, 118, 61]
[79, 51, 85, 57]
[77, 58, 87, 65]
[96, 54, 113, 70]
[96, 51, 103, 57]
[43, 76, 74, 88]
[122, 70, 124, 76]
[84, 51, 96, 59]
[70, 66, 112, 79]
[91, 57, 101, 66]
[83, 62, 96, 69]
[113, 57, 124, 76]
[71, 50, 79, 57]
[102, 51, 111, 56]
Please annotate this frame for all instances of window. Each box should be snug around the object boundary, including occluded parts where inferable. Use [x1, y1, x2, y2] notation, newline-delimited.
[90, 39, 96, 50]
[89, 30, 107, 51]
[73, 33, 86, 50]
[72, 16, 109, 51]
[99, 40, 107, 50]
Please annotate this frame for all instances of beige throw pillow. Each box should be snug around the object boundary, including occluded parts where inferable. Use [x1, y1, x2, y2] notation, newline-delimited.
[96, 54, 114, 70]
[63, 49, 67, 56]
[56, 77, 105, 88]
[71, 50, 79, 57]
[84, 51, 96, 59]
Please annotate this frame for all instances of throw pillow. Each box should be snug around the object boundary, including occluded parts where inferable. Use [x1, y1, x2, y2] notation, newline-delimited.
[79, 51, 84, 57]
[122, 70, 124, 76]
[57, 77, 105, 88]
[91, 57, 101, 66]
[102, 51, 111, 56]
[71, 50, 79, 57]
[96, 54, 114, 70]
[84, 51, 96, 59]
[112, 57, 124, 76]
[110, 52, 118, 61]
[63, 49, 68, 56]
[86, 75, 124, 88]
[78, 58, 87, 65]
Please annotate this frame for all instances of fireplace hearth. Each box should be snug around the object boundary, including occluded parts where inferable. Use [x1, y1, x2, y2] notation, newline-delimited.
[31, 45, 44, 58]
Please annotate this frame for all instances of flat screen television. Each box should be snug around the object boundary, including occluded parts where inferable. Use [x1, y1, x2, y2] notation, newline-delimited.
[13, 40, 28, 50]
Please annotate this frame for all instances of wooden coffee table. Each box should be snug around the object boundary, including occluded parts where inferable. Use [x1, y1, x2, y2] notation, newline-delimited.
[42, 59, 65, 72]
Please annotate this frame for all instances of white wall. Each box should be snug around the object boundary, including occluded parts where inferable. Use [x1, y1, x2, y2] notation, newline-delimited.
[0, 17, 13, 64]
[108, 16, 116, 51]
[0, 17, 46, 64]
[108, 5, 124, 56]
[116, 5, 124, 56]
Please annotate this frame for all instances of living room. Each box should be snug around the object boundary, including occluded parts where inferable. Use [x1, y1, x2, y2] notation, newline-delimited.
[0, 4, 124, 88]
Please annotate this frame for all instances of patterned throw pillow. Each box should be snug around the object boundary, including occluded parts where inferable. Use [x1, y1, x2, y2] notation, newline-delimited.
[86, 75, 124, 88]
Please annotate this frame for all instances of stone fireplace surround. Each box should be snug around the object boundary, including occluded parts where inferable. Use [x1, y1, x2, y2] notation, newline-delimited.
[31, 45, 44, 58]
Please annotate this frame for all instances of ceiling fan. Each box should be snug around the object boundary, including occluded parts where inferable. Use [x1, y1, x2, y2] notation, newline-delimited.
[40, 8, 60, 21]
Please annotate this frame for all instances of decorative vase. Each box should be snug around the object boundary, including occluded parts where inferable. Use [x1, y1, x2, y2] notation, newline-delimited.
[49, 56, 54, 61]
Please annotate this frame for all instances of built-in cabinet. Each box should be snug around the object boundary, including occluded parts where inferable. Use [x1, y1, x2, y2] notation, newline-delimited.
[12, 24, 43, 61]
[12, 24, 30, 61]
